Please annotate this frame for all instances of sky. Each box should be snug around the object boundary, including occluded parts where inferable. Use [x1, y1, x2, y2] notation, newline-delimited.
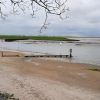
[0, 0, 100, 36]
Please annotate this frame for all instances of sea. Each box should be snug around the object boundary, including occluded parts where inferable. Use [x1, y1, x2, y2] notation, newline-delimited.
[0, 37, 100, 66]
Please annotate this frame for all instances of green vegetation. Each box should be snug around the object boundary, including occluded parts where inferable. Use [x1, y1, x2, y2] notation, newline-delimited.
[0, 35, 28, 41]
[88, 68, 100, 72]
[0, 35, 80, 42]
[0, 92, 19, 100]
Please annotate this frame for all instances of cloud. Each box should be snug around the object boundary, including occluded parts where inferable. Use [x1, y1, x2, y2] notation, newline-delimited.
[0, 0, 100, 36]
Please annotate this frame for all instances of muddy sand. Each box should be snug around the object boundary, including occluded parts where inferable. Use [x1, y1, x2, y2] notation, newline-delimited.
[0, 52, 100, 100]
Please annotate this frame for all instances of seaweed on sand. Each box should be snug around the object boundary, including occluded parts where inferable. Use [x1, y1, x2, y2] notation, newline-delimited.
[88, 68, 100, 72]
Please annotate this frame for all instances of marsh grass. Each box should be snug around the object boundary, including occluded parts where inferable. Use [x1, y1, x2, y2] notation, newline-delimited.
[0, 35, 80, 41]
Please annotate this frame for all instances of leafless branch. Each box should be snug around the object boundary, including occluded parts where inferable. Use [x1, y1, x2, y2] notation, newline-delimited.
[0, 0, 69, 31]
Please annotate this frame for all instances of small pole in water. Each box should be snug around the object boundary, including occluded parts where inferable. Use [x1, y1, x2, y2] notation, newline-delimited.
[1, 39, 4, 57]
[1, 51, 3, 57]
[69, 48, 72, 58]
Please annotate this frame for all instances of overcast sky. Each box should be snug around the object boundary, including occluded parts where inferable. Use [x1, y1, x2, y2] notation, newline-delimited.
[0, 0, 100, 36]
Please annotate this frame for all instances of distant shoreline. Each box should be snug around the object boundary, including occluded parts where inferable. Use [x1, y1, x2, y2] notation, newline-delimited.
[17, 39, 100, 44]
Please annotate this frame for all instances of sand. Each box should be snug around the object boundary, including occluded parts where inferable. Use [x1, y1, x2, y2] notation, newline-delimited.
[0, 52, 100, 100]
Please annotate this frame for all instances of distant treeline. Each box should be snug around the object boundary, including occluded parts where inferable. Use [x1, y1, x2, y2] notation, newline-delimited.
[0, 35, 80, 42]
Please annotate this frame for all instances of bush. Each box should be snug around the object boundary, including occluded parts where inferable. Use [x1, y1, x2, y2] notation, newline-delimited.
[0, 92, 19, 100]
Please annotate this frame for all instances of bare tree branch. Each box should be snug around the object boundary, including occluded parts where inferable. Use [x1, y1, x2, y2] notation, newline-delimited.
[0, 0, 69, 31]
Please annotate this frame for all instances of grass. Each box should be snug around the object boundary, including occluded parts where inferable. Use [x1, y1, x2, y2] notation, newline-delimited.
[0, 92, 19, 100]
[88, 68, 100, 72]
[0, 35, 80, 42]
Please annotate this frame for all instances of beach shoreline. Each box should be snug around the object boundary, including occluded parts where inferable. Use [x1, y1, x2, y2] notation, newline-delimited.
[0, 51, 100, 100]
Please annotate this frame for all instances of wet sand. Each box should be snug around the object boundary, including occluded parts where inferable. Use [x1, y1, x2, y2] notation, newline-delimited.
[0, 52, 100, 100]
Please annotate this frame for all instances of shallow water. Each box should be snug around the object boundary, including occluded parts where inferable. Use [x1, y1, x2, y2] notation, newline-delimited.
[0, 38, 100, 66]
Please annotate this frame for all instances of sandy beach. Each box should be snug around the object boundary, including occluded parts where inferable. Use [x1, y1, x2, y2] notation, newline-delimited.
[0, 51, 100, 100]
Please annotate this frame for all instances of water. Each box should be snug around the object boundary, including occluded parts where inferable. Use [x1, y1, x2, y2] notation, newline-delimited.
[0, 38, 100, 66]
